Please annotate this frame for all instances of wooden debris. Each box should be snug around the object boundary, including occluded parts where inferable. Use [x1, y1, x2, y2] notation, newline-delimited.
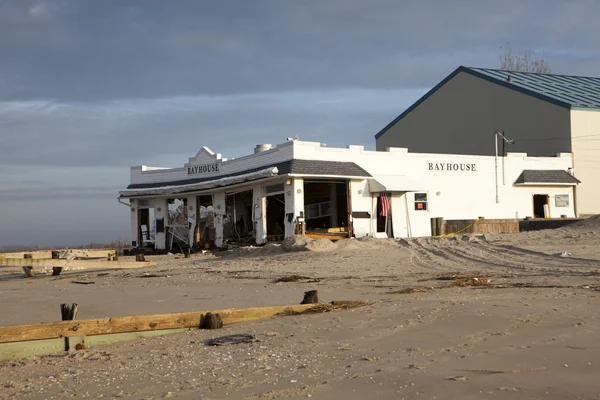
[460, 366, 546, 375]
[200, 312, 223, 329]
[22, 266, 34, 278]
[273, 275, 311, 283]
[300, 290, 319, 304]
[205, 334, 255, 346]
[60, 303, 79, 321]
[1, 258, 156, 269]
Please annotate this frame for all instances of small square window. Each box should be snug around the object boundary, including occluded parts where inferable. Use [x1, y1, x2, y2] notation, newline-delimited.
[555, 194, 569, 207]
[414, 192, 428, 211]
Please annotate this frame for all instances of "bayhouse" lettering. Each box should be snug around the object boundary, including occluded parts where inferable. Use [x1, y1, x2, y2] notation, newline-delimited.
[428, 162, 476, 172]
[187, 163, 220, 175]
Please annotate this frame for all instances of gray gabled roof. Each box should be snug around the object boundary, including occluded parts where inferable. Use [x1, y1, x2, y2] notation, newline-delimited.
[125, 159, 371, 190]
[375, 66, 600, 139]
[514, 170, 581, 186]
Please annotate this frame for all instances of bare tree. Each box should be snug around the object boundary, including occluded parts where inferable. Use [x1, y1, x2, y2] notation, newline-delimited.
[498, 43, 551, 74]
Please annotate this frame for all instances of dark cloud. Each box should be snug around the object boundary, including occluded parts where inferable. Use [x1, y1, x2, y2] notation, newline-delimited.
[1, 0, 599, 101]
[0, 89, 422, 167]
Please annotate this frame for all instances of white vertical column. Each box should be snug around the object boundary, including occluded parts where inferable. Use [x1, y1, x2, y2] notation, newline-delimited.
[284, 178, 304, 237]
[129, 199, 138, 246]
[154, 198, 167, 250]
[253, 186, 266, 244]
[213, 191, 226, 247]
[186, 195, 196, 247]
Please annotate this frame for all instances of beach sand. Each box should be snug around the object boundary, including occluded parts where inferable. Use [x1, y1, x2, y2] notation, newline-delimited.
[1, 220, 599, 399]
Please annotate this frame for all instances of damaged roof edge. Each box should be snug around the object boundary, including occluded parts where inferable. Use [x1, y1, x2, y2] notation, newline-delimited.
[120, 167, 279, 198]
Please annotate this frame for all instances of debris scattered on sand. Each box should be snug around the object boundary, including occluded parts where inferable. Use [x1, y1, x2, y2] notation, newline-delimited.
[205, 333, 256, 346]
[272, 275, 312, 283]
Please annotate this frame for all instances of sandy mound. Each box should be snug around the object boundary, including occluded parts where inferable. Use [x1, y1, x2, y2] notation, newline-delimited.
[232, 242, 283, 257]
[281, 235, 314, 251]
[563, 214, 600, 232]
[305, 238, 337, 252]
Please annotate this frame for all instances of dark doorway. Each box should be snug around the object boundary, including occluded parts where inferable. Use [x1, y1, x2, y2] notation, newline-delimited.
[224, 190, 254, 243]
[195, 195, 214, 248]
[303, 181, 348, 230]
[266, 194, 285, 239]
[533, 194, 549, 218]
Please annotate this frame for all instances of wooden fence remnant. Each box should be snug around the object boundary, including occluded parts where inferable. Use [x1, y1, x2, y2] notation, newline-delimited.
[300, 290, 319, 304]
[22, 266, 34, 278]
[200, 312, 223, 329]
[60, 303, 79, 321]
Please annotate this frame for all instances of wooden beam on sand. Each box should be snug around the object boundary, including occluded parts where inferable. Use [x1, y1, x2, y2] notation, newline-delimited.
[0, 250, 116, 260]
[0, 258, 155, 269]
[0, 304, 328, 344]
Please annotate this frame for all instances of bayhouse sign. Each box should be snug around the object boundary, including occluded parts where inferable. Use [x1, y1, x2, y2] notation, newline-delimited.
[428, 162, 476, 172]
[187, 163, 220, 175]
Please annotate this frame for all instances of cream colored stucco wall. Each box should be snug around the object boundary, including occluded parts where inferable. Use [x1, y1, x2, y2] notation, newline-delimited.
[570, 109, 600, 216]
[376, 71, 572, 157]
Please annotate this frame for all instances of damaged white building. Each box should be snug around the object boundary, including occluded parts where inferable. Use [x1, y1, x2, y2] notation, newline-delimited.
[119, 140, 579, 250]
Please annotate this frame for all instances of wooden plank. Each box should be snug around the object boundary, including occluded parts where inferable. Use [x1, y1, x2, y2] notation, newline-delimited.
[0, 249, 116, 260]
[0, 259, 155, 269]
[0, 251, 52, 259]
[0, 338, 65, 361]
[304, 233, 347, 241]
[0, 304, 318, 344]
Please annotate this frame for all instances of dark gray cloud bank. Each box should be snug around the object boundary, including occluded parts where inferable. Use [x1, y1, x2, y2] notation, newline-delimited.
[1, 0, 599, 246]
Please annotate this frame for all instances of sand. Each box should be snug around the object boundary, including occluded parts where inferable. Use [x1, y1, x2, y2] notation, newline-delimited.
[0, 227, 599, 399]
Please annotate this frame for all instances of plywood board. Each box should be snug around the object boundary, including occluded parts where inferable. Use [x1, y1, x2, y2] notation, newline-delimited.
[0, 338, 65, 361]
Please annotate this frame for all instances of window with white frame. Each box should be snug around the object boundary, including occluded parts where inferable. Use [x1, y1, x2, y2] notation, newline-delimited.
[414, 193, 428, 211]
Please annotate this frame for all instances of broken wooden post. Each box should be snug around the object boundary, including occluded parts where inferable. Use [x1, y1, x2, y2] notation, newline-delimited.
[22, 266, 34, 278]
[60, 303, 84, 351]
[52, 267, 63, 276]
[135, 254, 146, 262]
[300, 290, 319, 304]
[200, 312, 223, 329]
[61, 303, 79, 321]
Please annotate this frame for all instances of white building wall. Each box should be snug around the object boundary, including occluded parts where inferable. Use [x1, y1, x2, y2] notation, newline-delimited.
[130, 142, 294, 185]
[570, 109, 600, 216]
[390, 193, 410, 237]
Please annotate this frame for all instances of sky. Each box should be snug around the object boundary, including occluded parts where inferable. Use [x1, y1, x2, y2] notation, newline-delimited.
[1, 0, 600, 247]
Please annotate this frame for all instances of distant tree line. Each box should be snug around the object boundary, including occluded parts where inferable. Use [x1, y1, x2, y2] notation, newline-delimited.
[498, 43, 551, 74]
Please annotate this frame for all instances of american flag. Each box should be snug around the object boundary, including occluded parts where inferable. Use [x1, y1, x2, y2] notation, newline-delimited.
[380, 193, 390, 217]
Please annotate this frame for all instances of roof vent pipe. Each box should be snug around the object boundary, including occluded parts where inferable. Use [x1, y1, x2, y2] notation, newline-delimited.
[254, 144, 273, 154]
